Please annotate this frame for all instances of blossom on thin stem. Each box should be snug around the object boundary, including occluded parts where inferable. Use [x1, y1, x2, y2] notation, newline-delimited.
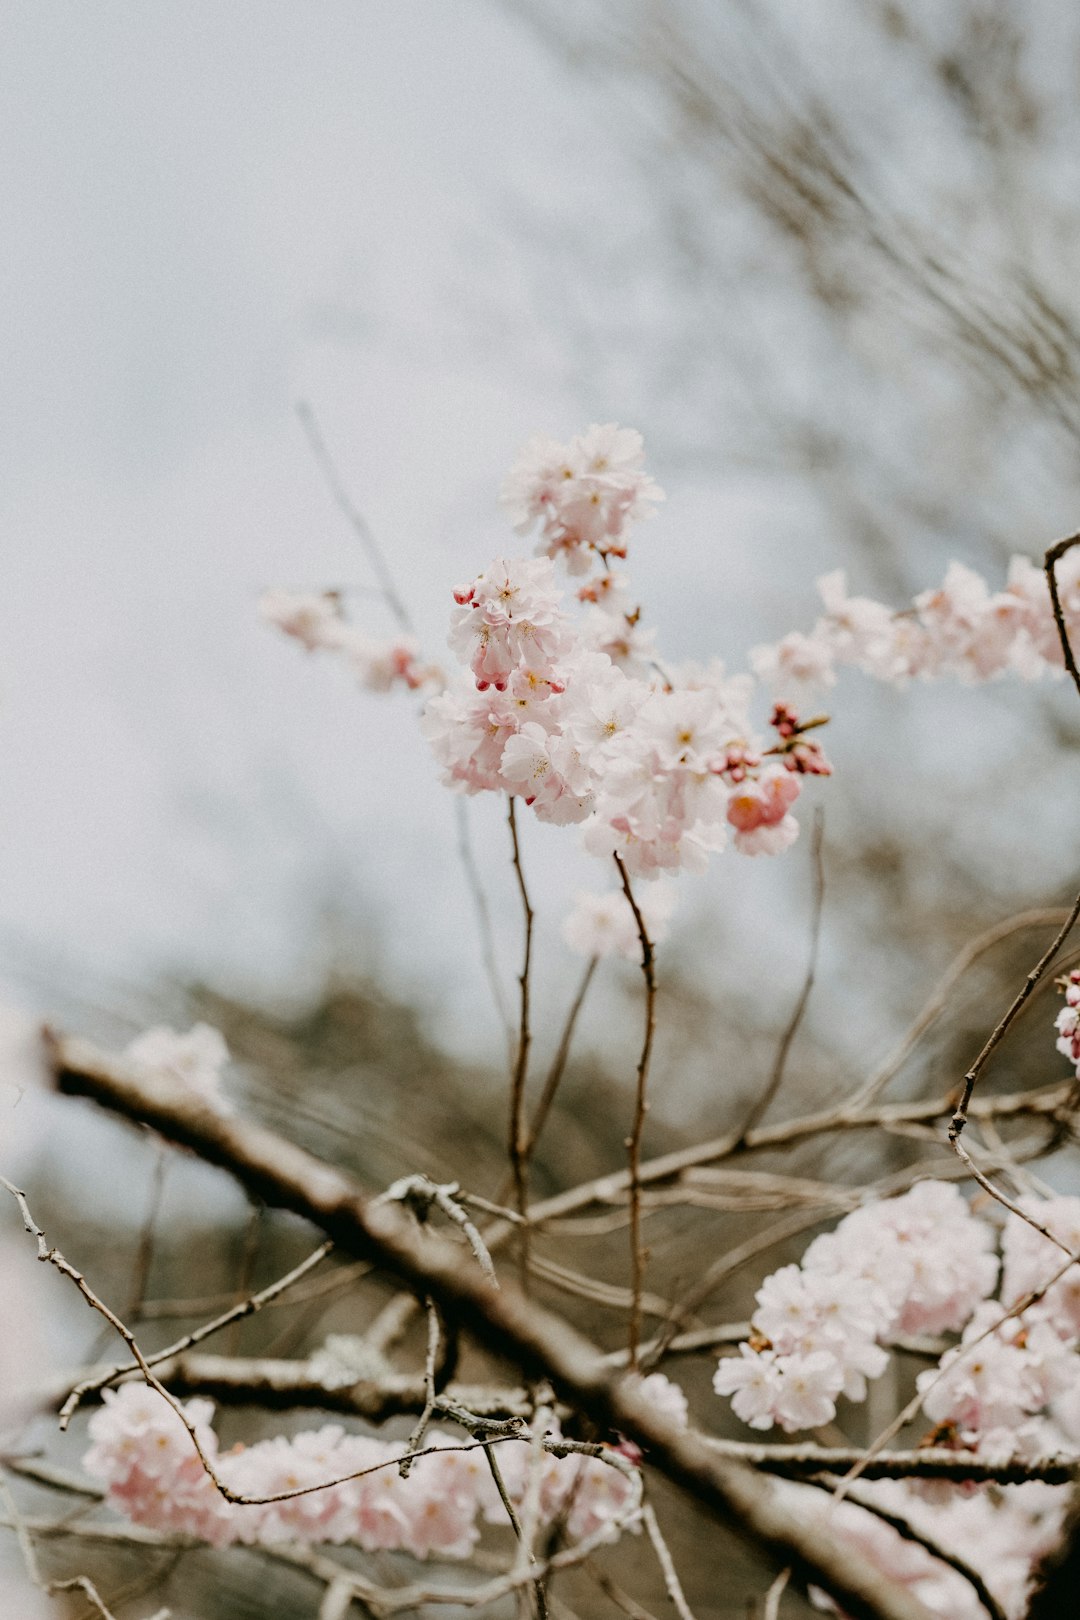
[500, 424, 664, 573]
[260, 587, 438, 693]
[714, 1182, 998, 1434]
[1054, 969, 1080, 1076]
[124, 1024, 232, 1113]
[562, 881, 675, 961]
[84, 1385, 640, 1558]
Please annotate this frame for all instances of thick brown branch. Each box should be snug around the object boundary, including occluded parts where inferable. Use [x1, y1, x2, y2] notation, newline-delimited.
[49, 1033, 936, 1620]
[39, 1357, 534, 1421]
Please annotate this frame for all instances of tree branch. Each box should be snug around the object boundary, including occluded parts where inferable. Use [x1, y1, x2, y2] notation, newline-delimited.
[49, 1032, 937, 1620]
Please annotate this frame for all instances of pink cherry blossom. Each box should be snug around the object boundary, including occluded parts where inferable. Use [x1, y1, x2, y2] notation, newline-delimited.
[124, 1023, 231, 1111]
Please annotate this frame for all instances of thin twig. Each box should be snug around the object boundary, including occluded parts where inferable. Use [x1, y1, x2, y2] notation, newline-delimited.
[761, 1567, 789, 1620]
[950, 888, 1080, 1141]
[822, 1483, 1007, 1620]
[1045, 533, 1080, 699]
[295, 400, 413, 634]
[455, 797, 514, 1045]
[59, 1237, 334, 1424]
[488, 1431, 549, 1620]
[400, 1298, 440, 1476]
[642, 1502, 698, 1620]
[847, 907, 1071, 1111]
[947, 888, 1080, 1239]
[736, 809, 824, 1143]
[588, 1566, 663, 1620]
[376, 1175, 499, 1285]
[614, 852, 658, 1371]
[508, 797, 535, 1286]
[225, 1198, 263, 1356]
[525, 956, 598, 1159]
[126, 1142, 168, 1322]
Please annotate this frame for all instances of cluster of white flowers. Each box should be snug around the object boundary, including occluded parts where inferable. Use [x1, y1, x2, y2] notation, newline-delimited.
[752, 552, 1080, 704]
[794, 1476, 1067, 1620]
[716, 1186, 1080, 1616]
[714, 1182, 999, 1433]
[124, 1023, 232, 1112]
[425, 548, 831, 877]
[562, 880, 676, 961]
[259, 588, 437, 694]
[910, 1195, 1080, 1467]
[499, 423, 663, 574]
[1055, 968, 1080, 1076]
[83, 1379, 686, 1555]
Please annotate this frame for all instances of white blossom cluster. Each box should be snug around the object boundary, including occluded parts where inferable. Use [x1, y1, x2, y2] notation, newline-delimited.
[259, 588, 438, 694]
[714, 1182, 999, 1434]
[82, 1377, 686, 1556]
[124, 1023, 232, 1112]
[752, 552, 1080, 706]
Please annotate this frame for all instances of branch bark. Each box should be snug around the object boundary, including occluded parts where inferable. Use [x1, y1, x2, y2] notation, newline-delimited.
[49, 1032, 937, 1620]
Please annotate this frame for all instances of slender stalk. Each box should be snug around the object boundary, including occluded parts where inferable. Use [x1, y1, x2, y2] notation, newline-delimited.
[736, 809, 824, 1143]
[1045, 533, 1080, 700]
[295, 399, 413, 634]
[950, 887, 1080, 1137]
[495, 954, 599, 1209]
[614, 852, 657, 1370]
[508, 797, 534, 1285]
[525, 956, 598, 1158]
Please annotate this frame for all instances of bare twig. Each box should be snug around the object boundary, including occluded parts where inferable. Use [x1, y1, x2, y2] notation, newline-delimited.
[614, 852, 658, 1370]
[642, 1502, 698, 1620]
[588, 1566, 663, 1620]
[126, 1142, 168, 1322]
[847, 907, 1071, 1110]
[950, 889, 1080, 1142]
[295, 400, 413, 634]
[524, 956, 598, 1160]
[455, 797, 513, 1044]
[761, 1567, 789, 1620]
[50, 1039, 942, 1620]
[508, 797, 535, 1285]
[400, 1298, 440, 1476]
[59, 1237, 334, 1424]
[376, 1175, 498, 1285]
[736, 810, 824, 1142]
[1045, 533, 1080, 699]
[946, 888, 1080, 1241]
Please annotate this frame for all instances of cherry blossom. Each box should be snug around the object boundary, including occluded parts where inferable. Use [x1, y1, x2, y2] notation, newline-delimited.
[1054, 969, 1080, 1076]
[562, 881, 676, 961]
[84, 1384, 640, 1559]
[124, 1023, 232, 1112]
[500, 424, 664, 573]
[754, 546, 1080, 700]
[715, 1183, 999, 1434]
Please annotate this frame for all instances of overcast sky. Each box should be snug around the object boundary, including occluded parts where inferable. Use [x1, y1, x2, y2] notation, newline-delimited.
[0, 2, 841, 1071]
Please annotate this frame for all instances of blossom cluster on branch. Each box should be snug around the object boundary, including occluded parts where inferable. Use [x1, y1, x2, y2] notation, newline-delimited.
[715, 1168, 1080, 1616]
[796, 1476, 1066, 1620]
[752, 553, 1080, 705]
[82, 1377, 685, 1556]
[56, 426, 1073, 1620]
